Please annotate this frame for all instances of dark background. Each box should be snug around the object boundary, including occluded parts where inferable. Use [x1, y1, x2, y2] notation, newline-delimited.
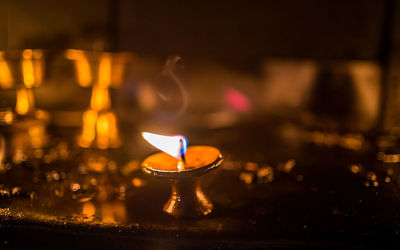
[1, 0, 397, 68]
[1, 0, 400, 129]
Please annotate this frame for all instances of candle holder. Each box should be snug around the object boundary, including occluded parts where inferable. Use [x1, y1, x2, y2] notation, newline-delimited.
[65, 49, 133, 149]
[142, 145, 223, 218]
[0, 49, 49, 124]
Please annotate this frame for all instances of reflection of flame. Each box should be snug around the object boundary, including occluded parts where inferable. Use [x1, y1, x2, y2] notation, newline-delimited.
[65, 49, 92, 87]
[22, 49, 43, 88]
[96, 112, 120, 149]
[98, 54, 111, 87]
[90, 86, 110, 111]
[16, 87, 34, 115]
[66, 49, 131, 88]
[0, 109, 14, 124]
[67, 50, 131, 149]
[82, 202, 96, 221]
[142, 132, 187, 160]
[28, 123, 47, 149]
[101, 202, 127, 224]
[78, 110, 120, 149]
[0, 53, 13, 88]
[79, 110, 97, 147]
[77, 55, 120, 149]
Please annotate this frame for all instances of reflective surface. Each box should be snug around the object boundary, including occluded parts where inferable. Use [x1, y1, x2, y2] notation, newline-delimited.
[0, 120, 399, 248]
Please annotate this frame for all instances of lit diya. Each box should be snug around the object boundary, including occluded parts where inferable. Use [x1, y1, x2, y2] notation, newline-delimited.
[141, 132, 223, 218]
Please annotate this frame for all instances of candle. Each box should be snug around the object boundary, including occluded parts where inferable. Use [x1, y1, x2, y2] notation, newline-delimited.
[141, 132, 223, 218]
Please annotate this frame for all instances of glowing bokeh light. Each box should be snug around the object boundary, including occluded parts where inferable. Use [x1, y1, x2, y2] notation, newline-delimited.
[224, 87, 251, 113]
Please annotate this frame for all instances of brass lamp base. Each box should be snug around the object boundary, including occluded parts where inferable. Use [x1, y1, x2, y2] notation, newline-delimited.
[142, 146, 223, 218]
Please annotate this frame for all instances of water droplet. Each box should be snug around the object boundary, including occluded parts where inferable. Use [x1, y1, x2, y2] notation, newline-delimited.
[257, 166, 274, 183]
[240, 172, 255, 184]
[367, 171, 377, 181]
[296, 174, 304, 181]
[70, 183, 81, 192]
[349, 164, 361, 174]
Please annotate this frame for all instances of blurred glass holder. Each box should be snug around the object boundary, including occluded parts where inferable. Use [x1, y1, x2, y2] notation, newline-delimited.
[0, 49, 49, 125]
[65, 49, 133, 149]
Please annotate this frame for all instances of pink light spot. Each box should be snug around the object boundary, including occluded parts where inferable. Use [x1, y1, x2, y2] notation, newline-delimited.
[224, 88, 251, 113]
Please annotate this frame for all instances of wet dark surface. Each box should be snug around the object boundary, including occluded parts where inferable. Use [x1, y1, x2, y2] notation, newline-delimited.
[0, 121, 400, 249]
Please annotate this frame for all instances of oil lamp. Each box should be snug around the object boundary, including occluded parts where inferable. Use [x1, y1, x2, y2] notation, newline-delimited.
[141, 132, 223, 218]
[0, 50, 49, 163]
[65, 49, 133, 149]
[0, 49, 48, 123]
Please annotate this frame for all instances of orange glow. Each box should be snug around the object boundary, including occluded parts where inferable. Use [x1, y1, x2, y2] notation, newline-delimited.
[67, 50, 130, 149]
[96, 113, 110, 149]
[87, 156, 107, 172]
[349, 62, 380, 130]
[132, 177, 145, 187]
[96, 112, 120, 149]
[65, 49, 92, 87]
[22, 59, 34, 88]
[90, 86, 110, 111]
[98, 54, 112, 88]
[0, 58, 13, 88]
[142, 146, 221, 171]
[82, 202, 96, 221]
[16, 87, 34, 115]
[101, 202, 127, 224]
[28, 123, 47, 149]
[102, 203, 116, 223]
[0, 135, 5, 171]
[177, 159, 185, 171]
[349, 164, 361, 174]
[78, 110, 98, 148]
[33, 60, 43, 87]
[21, 49, 44, 88]
[0, 109, 14, 124]
[195, 184, 212, 214]
[110, 62, 124, 87]
[78, 110, 120, 149]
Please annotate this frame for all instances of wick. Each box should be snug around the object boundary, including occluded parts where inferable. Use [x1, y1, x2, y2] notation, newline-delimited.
[179, 137, 187, 165]
[178, 137, 186, 171]
[177, 156, 186, 171]
[181, 153, 186, 165]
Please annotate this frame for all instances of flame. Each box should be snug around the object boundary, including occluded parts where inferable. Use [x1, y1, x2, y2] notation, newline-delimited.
[142, 132, 187, 160]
